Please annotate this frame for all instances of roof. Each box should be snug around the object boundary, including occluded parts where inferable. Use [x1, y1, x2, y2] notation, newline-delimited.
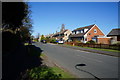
[52, 29, 68, 37]
[70, 24, 95, 37]
[107, 28, 120, 36]
[73, 24, 95, 31]
[69, 33, 85, 37]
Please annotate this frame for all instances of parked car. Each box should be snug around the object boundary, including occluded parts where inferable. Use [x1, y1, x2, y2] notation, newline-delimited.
[58, 40, 64, 44]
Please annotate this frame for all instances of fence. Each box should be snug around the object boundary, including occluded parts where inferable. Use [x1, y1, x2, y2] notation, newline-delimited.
[65, 42, 120, 50]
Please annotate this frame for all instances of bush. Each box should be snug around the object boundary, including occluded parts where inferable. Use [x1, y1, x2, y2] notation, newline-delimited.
[20, 66, 62, 80]
[50, 39, 57, 43]
[86, 40, 96, 44]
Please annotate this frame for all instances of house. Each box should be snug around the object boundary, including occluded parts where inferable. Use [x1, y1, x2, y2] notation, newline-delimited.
[69, 24, 105, 43]
[45, 33, 55, 38]
[107, 28, 120, 44]
[52, 29, 72, 41]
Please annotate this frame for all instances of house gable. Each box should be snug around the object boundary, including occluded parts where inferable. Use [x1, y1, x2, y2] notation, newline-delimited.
[70, 24, 95, 37]
[84, 24, 105, 41]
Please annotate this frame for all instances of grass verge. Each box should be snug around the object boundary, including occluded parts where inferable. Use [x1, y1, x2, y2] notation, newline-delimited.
[51, 66, 75, 78]
[41, 53, 76, 78]
[81, 46, 120, 53]
[62, 44, 120, 53]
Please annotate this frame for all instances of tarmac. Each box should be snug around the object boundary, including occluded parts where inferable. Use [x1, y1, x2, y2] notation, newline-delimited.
[59, 44, 120, 57]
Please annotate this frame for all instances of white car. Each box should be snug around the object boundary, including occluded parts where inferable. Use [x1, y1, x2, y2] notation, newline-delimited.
[58, 40, 64, 44]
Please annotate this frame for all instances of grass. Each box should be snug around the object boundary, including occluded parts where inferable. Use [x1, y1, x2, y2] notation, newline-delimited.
[40, 53, 76, 78]
[40, 53, 45, 57]
[62, 44, 120, 53]
[24, 44, 76, 79]
[51, 66, 75, 78]
[24, 43, 29, 45]
[81, 46, 120, 53]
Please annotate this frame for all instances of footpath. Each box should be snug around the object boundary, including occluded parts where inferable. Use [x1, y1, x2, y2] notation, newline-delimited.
[58, 44, 119, 57]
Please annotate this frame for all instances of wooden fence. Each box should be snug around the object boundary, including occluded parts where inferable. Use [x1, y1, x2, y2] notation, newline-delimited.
[65, 42, 120, 50]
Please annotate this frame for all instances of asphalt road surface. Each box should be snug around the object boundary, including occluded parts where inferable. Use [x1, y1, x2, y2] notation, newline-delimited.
[34, 42, 118, 78]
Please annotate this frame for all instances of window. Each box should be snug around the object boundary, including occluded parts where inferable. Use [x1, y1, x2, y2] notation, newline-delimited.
[88, 33, 91, 35]
[94, 29, 97, 33]
[81, 30, 83, 33]
[72, 31, 75, 34]
[76, 31, 79, 34]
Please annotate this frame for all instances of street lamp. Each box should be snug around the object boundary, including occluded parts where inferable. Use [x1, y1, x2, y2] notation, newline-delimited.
[75, 64, 101, 80]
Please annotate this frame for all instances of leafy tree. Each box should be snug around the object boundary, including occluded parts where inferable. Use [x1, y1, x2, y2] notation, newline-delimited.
[2, 2, 33, 43]
[19, 3, 33, 43]
[45, 37, 51, 42]
[41, 35, 45, 41]
[2, 2, 28, 31]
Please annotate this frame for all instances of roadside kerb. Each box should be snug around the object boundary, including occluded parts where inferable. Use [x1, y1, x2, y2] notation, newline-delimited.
[41, 53, 77, 78]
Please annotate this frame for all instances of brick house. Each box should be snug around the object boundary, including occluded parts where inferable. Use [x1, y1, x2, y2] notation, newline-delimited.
[69, 24, 105, 43]
[107, 28, 120, 44]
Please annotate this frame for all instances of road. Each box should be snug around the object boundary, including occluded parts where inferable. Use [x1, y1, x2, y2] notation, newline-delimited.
[34, 42, 118, 78]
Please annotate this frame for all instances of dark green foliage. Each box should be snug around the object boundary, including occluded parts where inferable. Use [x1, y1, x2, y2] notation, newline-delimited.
[19, 26, 31, 43]
[86, 40, 96, 44]
[2, 2, 28, 30]
[50, 39, 57, 43]
[45, 37, 51, 42]
[2, 2, 33, 43]
[21, 66, 62, 80]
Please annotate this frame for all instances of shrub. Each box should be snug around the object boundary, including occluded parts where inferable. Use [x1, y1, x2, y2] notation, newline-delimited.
[50, 39, 57, 43]
[86, 40, 96, 44]
[20, 66, 62, 80]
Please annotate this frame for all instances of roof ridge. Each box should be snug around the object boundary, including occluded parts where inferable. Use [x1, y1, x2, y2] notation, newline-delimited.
[73, 24, 95, 31]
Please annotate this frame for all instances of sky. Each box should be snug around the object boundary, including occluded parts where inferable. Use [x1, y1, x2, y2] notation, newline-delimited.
[28, 2, 118, 37]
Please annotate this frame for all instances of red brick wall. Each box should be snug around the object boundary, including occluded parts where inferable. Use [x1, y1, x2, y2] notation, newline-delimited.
[97, 38, 111, 44]
[86, 25, 105, 41]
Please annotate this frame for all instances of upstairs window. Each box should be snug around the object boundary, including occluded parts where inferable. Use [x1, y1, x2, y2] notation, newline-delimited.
[94, 29, 97, 33]
[72, 31, 75, 34]
[76, 31, 79, 34]
[81, 30, 83, 33]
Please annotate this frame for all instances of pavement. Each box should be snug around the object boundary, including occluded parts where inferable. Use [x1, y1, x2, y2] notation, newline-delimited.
[58, 44, 119, 57]
[34, 42, 118, 79]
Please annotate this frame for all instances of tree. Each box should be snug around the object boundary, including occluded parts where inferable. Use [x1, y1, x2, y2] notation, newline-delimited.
[41, 35, 45, 41]
[2, 2, 34, 80]
[2, 2, 33, 43]
[2, 2, 28, 31]
[19, 3, 33, 43]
